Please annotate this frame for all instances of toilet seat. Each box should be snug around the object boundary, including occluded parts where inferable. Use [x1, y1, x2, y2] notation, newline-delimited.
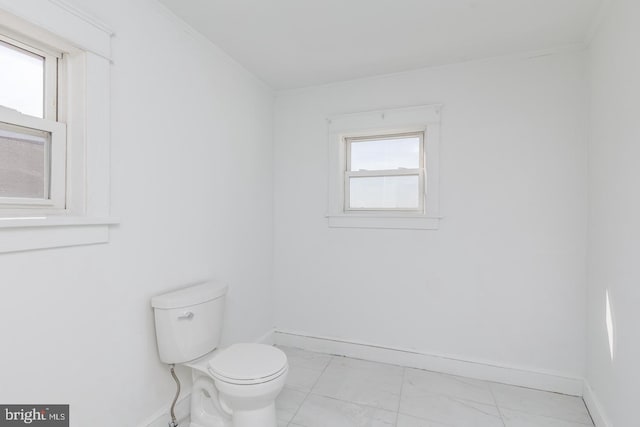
[208, 343, 288, 385]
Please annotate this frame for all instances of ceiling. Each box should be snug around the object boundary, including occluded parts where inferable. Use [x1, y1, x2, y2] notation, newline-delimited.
[158, 0, 603, 90]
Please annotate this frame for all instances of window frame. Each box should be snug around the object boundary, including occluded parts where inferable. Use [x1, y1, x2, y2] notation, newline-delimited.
[0, 1, 119, 253]
[344, 131, 425, 213]
[327, 105, 442, 230]
[0, 32, 66, 210]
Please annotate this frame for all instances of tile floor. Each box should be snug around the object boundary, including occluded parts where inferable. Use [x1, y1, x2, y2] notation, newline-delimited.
[275, 346, 594, 427]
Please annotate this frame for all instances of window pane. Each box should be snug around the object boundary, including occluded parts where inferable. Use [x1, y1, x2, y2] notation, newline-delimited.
[350, 135, 420, 171]
[0, 40, 45, 118]
[349, 175, 419, 209]
[0, 122, 50, 199]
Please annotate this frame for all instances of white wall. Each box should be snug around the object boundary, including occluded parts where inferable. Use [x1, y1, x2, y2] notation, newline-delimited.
[587, 0, 640, 424]
[274, 50, 588, 378]
[0, 0, 274, 426]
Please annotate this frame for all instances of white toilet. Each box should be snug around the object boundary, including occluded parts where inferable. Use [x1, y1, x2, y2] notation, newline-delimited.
[151, 281, 288, 427]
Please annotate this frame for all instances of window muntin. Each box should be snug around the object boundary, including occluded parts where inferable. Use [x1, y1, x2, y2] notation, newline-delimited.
[345, 131, 425, 211]
[0, 33, 64, 209]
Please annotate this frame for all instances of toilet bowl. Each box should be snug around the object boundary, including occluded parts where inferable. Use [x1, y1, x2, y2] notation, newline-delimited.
[151, 282, 288, 427]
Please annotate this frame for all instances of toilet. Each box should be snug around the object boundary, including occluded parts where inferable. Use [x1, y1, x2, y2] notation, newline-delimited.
[151, 281, 288, 427]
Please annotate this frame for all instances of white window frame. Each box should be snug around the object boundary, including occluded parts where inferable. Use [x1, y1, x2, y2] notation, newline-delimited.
[327, 105, 442, 230]
[0, 1, 119, 253]
[344, 131, 425, 212]
[0, 32, 65, 210]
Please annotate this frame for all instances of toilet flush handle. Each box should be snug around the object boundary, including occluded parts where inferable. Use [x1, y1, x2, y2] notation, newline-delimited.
[178, 311, 194, 320]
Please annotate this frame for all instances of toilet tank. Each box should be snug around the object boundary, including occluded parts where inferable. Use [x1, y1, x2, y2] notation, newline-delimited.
[151, 281, 228, 364]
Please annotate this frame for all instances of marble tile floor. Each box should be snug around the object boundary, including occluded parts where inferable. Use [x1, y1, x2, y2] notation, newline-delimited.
[275, 346, 594, 427]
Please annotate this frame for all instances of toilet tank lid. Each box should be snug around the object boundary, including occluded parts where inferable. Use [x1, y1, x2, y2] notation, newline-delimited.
[151, 281, 228, 309]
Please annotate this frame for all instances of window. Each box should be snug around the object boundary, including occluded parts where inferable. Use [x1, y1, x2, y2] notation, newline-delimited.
[345, 132, 424, 211]
[327, 105, 441, 230]
[0, 2, 117, 253]
[0, 34, 66, 210]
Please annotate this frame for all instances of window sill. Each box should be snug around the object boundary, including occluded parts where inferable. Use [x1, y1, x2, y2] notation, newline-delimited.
[327, 214, 440, 230]
[0, 216, 120, 253]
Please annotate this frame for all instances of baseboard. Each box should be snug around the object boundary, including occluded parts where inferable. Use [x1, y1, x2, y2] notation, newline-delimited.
[583, 380, 612, 427]
[274, 330, 584, 396]
[138, 393, 191, 427]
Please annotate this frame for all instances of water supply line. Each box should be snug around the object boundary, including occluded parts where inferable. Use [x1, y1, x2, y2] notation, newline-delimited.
[168, 364, 181, 427]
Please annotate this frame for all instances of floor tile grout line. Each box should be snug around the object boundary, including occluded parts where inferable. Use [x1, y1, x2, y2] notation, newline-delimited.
[306, 390, 404, 417]
[394, 366, 406, 425]
[495, 406, 596, 426]
[297, 352, 502, 423]
[581, 397, 596, 427]
[488, 382, 594, 426]
[304, 357, 406, 416]
[487, 385, 594, 427]
[292, 351, 406, 422]
[488, 382, 508, 427]
[286, 352, 334, 426]
[395, 376, 507, 427]
[400, 370, 502, 408]
[280, 347, 593, 427]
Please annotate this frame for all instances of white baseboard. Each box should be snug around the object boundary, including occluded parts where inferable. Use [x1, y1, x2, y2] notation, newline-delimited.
[274, 330, 584, 396]
[583, 380, 612, 427]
